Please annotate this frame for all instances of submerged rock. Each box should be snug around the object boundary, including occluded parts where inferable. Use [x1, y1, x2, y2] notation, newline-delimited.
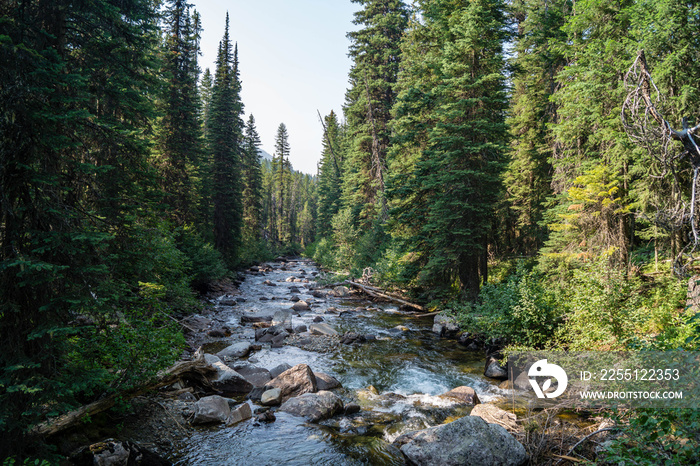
[396, 415, 527, 466]
[279, 390, 344, 422]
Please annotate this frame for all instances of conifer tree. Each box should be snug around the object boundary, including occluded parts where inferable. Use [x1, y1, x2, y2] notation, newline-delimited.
[389, 0, 509, 298]
[343, 0, 409, 227]
[316, 110, 345, 239]
[503, 0, 569, 255]
[157, 0, 203, 224]
[208, 14, 245, 265]
[242, 114, 264, 241]
[273, 123, 292, 243]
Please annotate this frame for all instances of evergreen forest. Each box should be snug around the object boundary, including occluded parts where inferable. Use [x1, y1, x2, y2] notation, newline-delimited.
[2, 0, 700, 463]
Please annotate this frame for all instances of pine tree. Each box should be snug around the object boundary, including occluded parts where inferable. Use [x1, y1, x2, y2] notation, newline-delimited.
[343, 0, 409, 228]
[316, 110, 345, 239]
[389, 0, 509, 298]
[156, 0, 203, 224]
[273, 123, 292, 243]
[242, 114, 264, 241]
[503, 0, 569, 255]
[208, 14, 245, 265]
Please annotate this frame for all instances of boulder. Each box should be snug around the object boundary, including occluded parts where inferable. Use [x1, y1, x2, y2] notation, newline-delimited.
[291, 300, 310, 312]
[279, 390, 344, 422]
[235, 365, 272, 387]
[217, 342, 251, 359]
[311, 290, 325, 298]
[440, 386, 480, 405]
[263, 280, 276, 287]
[227, 402, 253, 425]
[344, 403, 361, 415]
[294, 324, 308, 333]
[265, 363, 317, 402]
[289, 286, 301, 293]
[269, 363, 292, 379]
[260, 388, 283, 406]
[290, 295, 301, 302]
[192, 395, 231, 424]
[484, 357, 508, 380]
[256, 411, 276, 423]
[309, 323, 338, 336]
[207, 328, 227, 338]
[204, 354, 253, 395]
[313, 316, 324, 323]
[314, 372, 342, 390]
[432, 313, 460, 337]
[397, 415, 527, 466]
[470, 404, 519, 433]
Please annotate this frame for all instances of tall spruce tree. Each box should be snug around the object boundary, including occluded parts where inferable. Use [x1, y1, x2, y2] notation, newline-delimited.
[316, 110, 345, 239]
[272, 123, 292, 243]
[156, 0, 203, 224]
[343, 0, 409, 228]
[389, 0, 509, 298]
[242, 115, 264, 241]
[208, 14, 244, 265]
[503, 0, 569, 255]
[0, 0, 186, 454]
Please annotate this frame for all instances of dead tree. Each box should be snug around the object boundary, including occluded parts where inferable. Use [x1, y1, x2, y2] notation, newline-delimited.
[622, 50, 700, 275]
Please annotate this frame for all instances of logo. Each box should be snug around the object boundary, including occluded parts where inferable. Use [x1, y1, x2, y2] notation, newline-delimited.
[528, 359, 568, 399]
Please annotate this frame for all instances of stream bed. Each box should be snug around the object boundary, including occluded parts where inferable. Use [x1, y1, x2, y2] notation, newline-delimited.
[173, 259, 506, 465]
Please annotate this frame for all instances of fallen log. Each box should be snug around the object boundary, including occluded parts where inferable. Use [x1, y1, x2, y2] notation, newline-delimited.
[33, 355, 214, 438]
[340, 280, 426, 312]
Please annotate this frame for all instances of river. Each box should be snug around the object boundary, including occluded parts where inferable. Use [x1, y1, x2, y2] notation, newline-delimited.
[173, 258, 505, 465]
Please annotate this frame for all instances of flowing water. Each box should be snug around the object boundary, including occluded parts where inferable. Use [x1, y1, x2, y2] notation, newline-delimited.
[174, 259, 506, 465]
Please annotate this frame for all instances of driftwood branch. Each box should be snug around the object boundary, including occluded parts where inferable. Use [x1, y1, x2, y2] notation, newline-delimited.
[336, 280, 426, 312]
[33, 356, 213, 438]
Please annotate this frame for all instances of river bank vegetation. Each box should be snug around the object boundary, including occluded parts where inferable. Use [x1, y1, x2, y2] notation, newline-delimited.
[2, 0, 700, 463]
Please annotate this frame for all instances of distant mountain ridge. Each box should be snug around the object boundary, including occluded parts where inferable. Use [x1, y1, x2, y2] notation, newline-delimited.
[259, 149, 272, 161]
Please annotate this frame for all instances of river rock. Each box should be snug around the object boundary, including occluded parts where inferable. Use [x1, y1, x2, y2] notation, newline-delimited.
[263, 280, 276, 286]
[340, 332, 366, 345]
[269, 363, 292, 378]
[396, 415, 527, 466]
[219, 297, 238, 306]
[440, 386, 480, 405]
[289, 286, 301, 293]
[207, 328, 227, 338]
[204, 354, 253, 395]
[272, 310, 294, 331]
[311, 290, 325, 298]
[227, 402, 253, 425]
[470, 404, 518, 433]
[285, 276, 296, 282]
[265, 363, 317, 402]
[309, 323, 338, 336]
[314, 372, 342, 390]
[344, 403, 361, 415]
[193, 395, 231, 424]
[484, 357, 508, 380]
[294, 324, 308, 333]
[432, 313, 460, 337]
[235, 365, 272, 387]
[290, 295, 301, 302]
[241, 315, 273, 324]
[330, 285, 350, 297]
[260, 388, 283, 406]
[256, 411, 277, 423]
[291, 300, 310, 312]
[217, 342, 251, 359]
[279, 390, 344, 422]
[70, 439, 170, 466]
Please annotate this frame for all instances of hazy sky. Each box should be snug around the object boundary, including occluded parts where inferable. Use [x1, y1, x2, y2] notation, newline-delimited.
[191, 0, 359, 175]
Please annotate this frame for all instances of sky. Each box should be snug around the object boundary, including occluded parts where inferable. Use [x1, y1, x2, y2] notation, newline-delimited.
[191, 0, 359, 175]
